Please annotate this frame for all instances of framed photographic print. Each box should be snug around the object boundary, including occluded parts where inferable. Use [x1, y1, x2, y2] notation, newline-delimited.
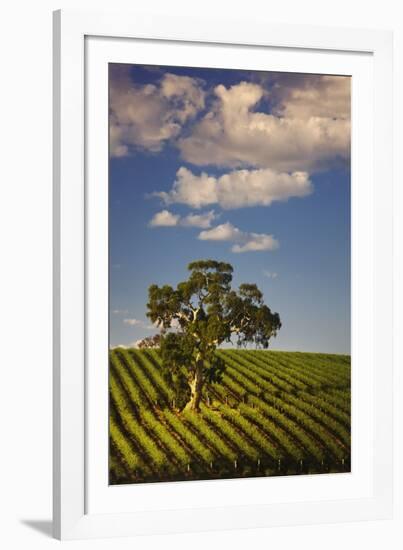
[53, 10, 393, 540]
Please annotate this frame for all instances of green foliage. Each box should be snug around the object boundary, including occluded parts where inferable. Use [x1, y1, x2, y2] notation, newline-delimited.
[137, 333, 163, 349]
[141, 410, 191, 468]
[109, 349, 351, 484]
[158, 332, 192, 409]
[163, 410, 214, 464]
[200, 404, 260, 460]
[182, 408, 237, 462]
[146, 260, 282, 410]
[217, 405, 279, 460]
[110, 376, 170, 471]
[110, 416, 143, 471]
[130, 349, 175, 404]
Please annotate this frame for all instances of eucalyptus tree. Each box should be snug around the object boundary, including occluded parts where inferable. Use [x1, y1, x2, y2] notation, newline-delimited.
[147, 260, 281, 412]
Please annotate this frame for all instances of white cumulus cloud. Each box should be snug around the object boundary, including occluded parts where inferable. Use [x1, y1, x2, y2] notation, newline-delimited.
[153, 166, 312, 210]
[109, 66, 205, 157]
[160, 73, 206, 122]
[149, 209, 180, 227]
[123, 318, 143, 326]
[149, 209, 217, 228]
[270, 74, 350, 120]
[110, 341, 144, 349]
[198, 222, 242, 241]
[181, 210, 217, 228]
[178, 78, 350, 172]
[123, 319, 154, 329]
[232, 234, 279, 253]
[198, 222, 279, 253]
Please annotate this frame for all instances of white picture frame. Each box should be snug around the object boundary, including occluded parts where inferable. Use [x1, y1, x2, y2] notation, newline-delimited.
[53, 9, 393, 540]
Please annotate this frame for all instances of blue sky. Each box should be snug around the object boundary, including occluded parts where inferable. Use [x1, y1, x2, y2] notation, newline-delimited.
[109, 64, 350, 353]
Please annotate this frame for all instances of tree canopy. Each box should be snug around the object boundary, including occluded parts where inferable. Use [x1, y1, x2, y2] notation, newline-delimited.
[146, 260, 281, 411]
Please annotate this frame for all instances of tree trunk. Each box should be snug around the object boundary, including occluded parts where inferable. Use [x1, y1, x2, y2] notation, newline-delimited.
[185, 358, 204, 412]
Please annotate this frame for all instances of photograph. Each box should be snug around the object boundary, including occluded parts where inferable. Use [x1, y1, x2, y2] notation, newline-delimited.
[108, 62, 351, 485]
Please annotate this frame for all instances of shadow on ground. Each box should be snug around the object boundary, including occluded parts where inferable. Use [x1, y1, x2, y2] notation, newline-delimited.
[21, 519, 53, 538]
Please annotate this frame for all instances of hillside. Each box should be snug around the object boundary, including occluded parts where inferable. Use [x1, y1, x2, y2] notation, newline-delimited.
[109, 349, 351, 484]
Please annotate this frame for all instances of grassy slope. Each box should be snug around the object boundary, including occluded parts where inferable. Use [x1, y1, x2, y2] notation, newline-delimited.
[109, 349, 351, 484]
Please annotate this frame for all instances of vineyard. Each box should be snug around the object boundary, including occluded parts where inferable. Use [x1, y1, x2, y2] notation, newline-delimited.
[109, 349, 351, 484]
